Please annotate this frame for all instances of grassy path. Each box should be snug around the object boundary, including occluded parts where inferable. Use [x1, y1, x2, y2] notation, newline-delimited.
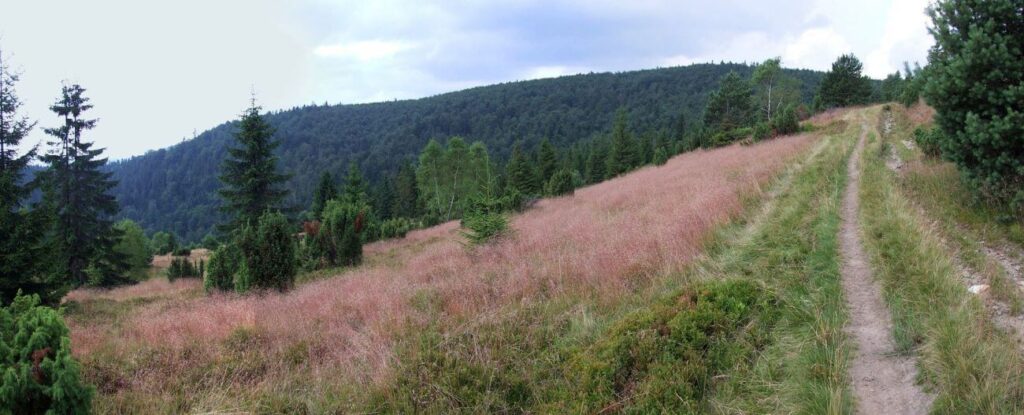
[841, 122, 931, 413]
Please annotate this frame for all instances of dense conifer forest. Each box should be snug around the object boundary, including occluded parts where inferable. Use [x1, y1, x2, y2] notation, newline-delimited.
[108, 63, 826, 240]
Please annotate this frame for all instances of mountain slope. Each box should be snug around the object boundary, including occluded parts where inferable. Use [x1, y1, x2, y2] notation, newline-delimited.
[108, 63, 825, 240]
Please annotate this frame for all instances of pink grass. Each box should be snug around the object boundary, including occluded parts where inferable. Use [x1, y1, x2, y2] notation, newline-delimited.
[69, 133, 814, 397]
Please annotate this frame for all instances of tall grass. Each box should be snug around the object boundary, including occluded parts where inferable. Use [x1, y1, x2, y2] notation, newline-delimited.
[858, 106, 1024, 413]
[67, 133, 813, 412]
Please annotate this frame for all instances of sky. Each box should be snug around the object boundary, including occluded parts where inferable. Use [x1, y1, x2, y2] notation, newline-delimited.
[1, 0, 934, 160]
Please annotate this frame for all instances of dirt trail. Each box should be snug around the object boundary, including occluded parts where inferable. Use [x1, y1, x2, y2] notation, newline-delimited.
[841, 124, 932, 414]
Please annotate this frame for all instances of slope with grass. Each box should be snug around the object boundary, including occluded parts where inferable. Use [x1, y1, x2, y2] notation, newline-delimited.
[66, 126, 815, 412]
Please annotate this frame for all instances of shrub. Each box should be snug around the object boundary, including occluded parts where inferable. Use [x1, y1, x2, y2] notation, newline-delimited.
[652, 147, 669, 165]
[771, 105, 800, 135]
[235, 211, 297, 292]
[171, 247, 191, 257]
[752, 122, 772, 141]
[204, 243, 239, 292]
[913, 126, 943, 158]
[545, 169, 575, 196]
[166, 257, 200, 281]
[460, 212, 508, 245]
[320, 200, 366, 267]
[0, 292, 94, 413]
[572, 279, 778, 412]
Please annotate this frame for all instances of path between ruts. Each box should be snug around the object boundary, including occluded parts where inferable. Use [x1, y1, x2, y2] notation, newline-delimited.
[841, 123, 932, 414]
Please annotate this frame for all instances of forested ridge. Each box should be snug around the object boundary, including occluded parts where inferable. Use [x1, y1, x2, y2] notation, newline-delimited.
[109, 63, 825, 240]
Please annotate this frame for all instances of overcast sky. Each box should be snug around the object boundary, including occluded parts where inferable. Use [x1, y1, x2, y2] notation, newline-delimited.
[2, 0, 933, 159]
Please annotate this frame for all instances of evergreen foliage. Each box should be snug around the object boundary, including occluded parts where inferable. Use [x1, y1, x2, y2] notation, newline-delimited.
[771, 105, 800, 136]
[0, 292, 93, 414]
[36, 84, 128, 288]
[536, 138, 558, 185]
[460, 196, 509, 245]
[166, 257, 200, 281]
[218, 99, 290, 234]
[814, 54, 873, 109]
[606, 109, 638, 177]
[204, 243, 239, 292]
[924, 0, 1024, 213]
[703, 71, 754, 133]
[310, 171, 337, 220]
[505, 142, 540, 196]
[391, 161, 420, 219]
[234, 211, 296, 292]
[545, 168, 575, 196]
[0, 49, 56, 305]
[652, 147, 669, 165]
[149, 231, 177, 255]
[319, 200, 367, 267]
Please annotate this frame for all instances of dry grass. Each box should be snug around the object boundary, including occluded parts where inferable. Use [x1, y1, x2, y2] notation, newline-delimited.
[150, 248, 210, 269]
[68, 134, 814, 410]
[64, 277, 201, 303]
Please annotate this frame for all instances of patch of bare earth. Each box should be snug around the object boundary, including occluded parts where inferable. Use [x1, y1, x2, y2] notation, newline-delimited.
[842, 124, 931, 414]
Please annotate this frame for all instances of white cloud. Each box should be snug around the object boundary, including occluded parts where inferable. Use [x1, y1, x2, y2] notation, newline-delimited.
[313, 40, 415, 61]
[863, 0, 932, 77]
[521, 65, 587, 80]
[783, 27, 853, 70]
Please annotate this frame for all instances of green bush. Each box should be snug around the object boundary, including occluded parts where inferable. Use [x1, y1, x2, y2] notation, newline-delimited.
[149, 231, 177, 255]
[772, 105, 800, 135]
[0, 292, 94, 414]
[166, 257, 200, 281]
[171, 247, 191, 257]
[460, 211, 508, 245]
[572, 279, 778, 412]
[913, 126, 943, 158]
[320, 200, 366, 267]
[204, 243, 239, 292]
[652, 147, 669, 165]
[235, 211, 297, 292]
[752, 122, 772, 141]
[544, 169, 575, 196]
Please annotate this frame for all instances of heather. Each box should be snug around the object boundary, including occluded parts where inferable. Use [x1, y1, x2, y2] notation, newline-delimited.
[64, 133, 812, 411]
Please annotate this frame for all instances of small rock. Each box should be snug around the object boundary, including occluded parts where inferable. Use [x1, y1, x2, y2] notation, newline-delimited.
[969, 284, 990, 295]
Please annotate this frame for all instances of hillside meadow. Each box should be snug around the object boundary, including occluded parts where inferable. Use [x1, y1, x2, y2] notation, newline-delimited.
[65, 130, 814, 412]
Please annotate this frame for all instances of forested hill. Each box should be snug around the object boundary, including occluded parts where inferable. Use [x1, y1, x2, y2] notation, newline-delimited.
[109, 63, 825, 240]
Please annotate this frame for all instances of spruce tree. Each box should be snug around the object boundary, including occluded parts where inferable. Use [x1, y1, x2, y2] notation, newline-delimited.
[341, 162, 369, 206]
[505, 142, 539, 195]
[536, 138, 558, 185]
[234, 211, 296, 292]
[393, 160, 420, 218]
[218, 98, 290, 234]
[311, 171, 337, 220]
[545, 168, 575, 196]
[0, 48, 56, 303]
[584, 140, 607, 184]
[925, 0, 1024, 210]
[814, 54, 873, 109]
[606, 109, 637, 178]
[37, 84, 127, 287]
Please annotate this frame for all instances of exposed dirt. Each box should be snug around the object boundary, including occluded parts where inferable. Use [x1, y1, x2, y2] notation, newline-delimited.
[841, 124, 932, 414]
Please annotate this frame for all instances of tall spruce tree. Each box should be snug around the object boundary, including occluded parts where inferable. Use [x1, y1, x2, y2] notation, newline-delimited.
[310, 171, 337, 220]
[342, 162, 369, 206]
[0, 48, 55, 304]
[606, 109, 637, 178]
[218, 98, 290, 233]
[37, 84, 127, 287]
[925, 0, 1024, 210]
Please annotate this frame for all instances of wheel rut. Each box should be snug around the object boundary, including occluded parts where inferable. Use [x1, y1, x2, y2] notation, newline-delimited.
[841, 123, 932, 415]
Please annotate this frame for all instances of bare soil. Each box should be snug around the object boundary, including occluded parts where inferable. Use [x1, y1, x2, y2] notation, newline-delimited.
[841, 124, 932, 414]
